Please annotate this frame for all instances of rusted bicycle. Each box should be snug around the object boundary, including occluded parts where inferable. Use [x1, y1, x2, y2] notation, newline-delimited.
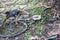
[0, 9, 41, 38]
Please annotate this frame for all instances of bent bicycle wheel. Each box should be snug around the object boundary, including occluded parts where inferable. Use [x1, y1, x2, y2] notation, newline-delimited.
[42, 8, 59, 37]
[41, 8, 54, 37]
[0, 21, 27, 38]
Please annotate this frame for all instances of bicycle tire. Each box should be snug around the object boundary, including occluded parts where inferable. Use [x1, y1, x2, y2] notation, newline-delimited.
[41, 8, 60, 38]
[0, 21, 28, 38]
[41, 8, 53, 37]
[0, 10, 30, 38]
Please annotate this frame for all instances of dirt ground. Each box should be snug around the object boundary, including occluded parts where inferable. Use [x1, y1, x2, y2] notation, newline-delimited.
[0, 0, 60, 40]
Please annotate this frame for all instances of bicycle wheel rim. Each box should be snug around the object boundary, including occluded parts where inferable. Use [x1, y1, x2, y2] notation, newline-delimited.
[0, 21, 28, 38]
[41, 8, 53, 37]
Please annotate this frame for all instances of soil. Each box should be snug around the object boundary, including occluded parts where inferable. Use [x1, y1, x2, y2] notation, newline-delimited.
[0, 0, 60, 40]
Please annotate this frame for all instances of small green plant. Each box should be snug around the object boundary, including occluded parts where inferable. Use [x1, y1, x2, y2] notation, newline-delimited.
[24, 31, 31, 40]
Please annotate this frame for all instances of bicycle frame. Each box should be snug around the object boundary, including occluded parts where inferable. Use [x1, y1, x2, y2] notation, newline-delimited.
[0, 9, 41, 38]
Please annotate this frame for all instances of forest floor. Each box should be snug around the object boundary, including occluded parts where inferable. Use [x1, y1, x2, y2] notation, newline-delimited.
[0, 0, 60, 40]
